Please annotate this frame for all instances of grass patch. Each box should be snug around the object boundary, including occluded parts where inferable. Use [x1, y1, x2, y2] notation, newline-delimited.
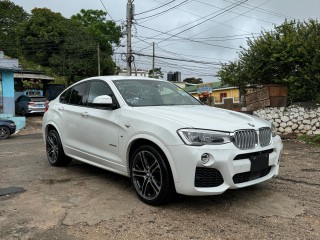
[297, 134, 320, 146]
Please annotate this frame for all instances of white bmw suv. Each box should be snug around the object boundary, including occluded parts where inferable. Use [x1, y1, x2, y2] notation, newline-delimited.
[43, 76, 283, 205]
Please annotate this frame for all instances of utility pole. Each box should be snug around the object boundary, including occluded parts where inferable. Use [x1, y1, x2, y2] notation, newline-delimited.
[152, 42, 155, 78]
[97, 43, 100, 76]
[126, 0, 133, 76]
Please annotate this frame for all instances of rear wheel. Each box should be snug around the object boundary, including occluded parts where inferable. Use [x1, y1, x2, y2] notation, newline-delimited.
[46, 129, 72, 166]
[130, 145, 176, 205]
[0, 126, 10, 139]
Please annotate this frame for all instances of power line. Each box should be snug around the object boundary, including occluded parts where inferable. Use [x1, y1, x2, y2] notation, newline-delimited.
[223, 0, 293, 19]
[155, 0, 248, 45]
[99, 0, 114, 21]
[132, 52, 221, 65]
[134, 0, 176, 16]
[134, 0, 190, 21]
[136, 23, 240, 50]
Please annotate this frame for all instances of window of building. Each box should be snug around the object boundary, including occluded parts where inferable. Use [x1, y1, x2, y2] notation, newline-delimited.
[220, 93, 227, 103]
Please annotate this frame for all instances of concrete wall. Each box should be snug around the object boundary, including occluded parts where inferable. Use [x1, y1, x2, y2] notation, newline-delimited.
[2, 72, 15, 115]
[254, 105, 320, 136]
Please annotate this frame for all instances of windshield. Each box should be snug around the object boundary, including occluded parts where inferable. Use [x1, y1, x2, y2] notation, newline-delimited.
[113, 80, 201, 107]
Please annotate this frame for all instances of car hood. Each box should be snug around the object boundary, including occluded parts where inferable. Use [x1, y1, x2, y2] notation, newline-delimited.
[133, 105, 270, 132]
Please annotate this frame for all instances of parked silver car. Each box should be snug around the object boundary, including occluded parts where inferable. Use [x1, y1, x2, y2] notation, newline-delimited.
[15, 95, 47, 115]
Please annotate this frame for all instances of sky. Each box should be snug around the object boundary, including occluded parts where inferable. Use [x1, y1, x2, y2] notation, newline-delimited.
[11, 0, 320, 82]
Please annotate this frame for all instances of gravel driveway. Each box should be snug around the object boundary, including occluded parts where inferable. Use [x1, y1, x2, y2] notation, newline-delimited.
[0, 116, 319, 239]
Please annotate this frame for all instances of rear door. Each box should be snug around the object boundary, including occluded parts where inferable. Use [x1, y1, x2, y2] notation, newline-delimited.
[55, 81, 89, 153]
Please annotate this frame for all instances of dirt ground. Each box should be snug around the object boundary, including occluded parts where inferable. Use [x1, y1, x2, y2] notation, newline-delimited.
[0, 116, 319, 240]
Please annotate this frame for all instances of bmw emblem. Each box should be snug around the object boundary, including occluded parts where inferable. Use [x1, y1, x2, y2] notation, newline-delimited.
[248, 123, 255, 127]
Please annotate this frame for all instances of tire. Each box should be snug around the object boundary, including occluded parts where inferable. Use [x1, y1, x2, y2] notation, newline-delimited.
[46, 129, 72, 166]
[0, 126, 10, 140]
[130, 145, 176, 205]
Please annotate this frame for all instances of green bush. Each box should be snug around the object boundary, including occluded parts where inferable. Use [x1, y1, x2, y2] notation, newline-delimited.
[298, 134, 320, 146]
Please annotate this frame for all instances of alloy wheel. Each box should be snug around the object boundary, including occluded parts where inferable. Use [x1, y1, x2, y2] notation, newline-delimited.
[132, 150, 162, 201]
[46, 132, 59, 164]
[0, 126, 10, 139]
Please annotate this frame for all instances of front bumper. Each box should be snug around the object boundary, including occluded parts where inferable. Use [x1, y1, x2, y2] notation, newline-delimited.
[167, 135, 283, 196]
[10, 126, 16, 134]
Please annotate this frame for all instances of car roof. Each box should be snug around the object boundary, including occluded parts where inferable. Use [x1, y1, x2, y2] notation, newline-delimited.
[83, 76, 166, 82]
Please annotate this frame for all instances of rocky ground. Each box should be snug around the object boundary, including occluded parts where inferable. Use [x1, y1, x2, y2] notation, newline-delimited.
[0, 116, 319, 239]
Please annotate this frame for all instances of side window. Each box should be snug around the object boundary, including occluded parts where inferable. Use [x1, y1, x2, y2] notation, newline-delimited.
[69, 82, 87, 106]
[87, 81, 113, 107]
[60, 89, 72, 104]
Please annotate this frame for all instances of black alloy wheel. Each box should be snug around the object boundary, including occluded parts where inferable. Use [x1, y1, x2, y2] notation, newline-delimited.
[131, 145, 175, 205]
[46, 129, 72, 166]
[0, 126, 10, 139]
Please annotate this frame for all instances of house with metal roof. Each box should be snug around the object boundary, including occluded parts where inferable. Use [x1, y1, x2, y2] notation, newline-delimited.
[184, 82, 241, 109]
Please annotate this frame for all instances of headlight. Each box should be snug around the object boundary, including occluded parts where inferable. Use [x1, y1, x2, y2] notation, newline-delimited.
[177, 129, 231, 146]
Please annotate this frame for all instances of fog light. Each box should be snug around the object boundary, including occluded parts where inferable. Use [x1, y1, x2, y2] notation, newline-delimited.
[201, 153, 210, 164]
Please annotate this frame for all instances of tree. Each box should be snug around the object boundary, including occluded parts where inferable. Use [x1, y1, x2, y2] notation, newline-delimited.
[17, 8, 67, 66]
[183, 77, 203, 84]
[0, 0, 28, 57]
[49, 20, 100, 85]
[218, 19, 320, 103]
[148, 68, 163, 79]
[14, 8, 121, 84]
[218, 61, 248, 102]
[71, 9, 122, 76]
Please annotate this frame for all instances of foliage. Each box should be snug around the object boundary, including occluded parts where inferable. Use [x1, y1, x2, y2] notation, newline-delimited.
[0, 0, 28, 57]
[298, 134, 320, 146]
[17, 8, 67, 66]
[148, 68, 163, 79]
[183, 77, 203, 84]
[71, 9, 122, 55]
[22, 79, 43, 89]
[0, 4, 122, 85]
[218, 19, 320, 103]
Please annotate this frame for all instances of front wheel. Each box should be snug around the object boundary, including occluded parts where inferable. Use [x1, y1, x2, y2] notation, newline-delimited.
[0, 126, 10, 139]
[130, 145, 176, 205]
[46, 129, 72, 166]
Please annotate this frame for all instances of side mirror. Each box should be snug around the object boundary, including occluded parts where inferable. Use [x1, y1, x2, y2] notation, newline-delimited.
[92, 95, 113, 106]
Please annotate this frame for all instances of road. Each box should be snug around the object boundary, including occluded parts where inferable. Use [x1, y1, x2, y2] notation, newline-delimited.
[0, 130, 319, 239]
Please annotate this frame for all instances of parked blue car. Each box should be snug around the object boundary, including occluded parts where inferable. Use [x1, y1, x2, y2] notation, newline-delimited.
[0, 119, 16, 139]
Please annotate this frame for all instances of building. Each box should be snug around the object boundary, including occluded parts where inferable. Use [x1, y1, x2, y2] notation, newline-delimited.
[13, 70, 55, 99]
[167, 71, 174, 81]
[173, 71, 181, 82]
[167, 71, 181, 82]
[184, 82, 240, 109]
[0, 51, 25, 130]
[119, 69, 148, 77]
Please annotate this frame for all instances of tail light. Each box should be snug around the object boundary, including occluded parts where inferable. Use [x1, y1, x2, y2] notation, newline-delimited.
[28, 102, 35, 106]
[45, 101, 49, 112]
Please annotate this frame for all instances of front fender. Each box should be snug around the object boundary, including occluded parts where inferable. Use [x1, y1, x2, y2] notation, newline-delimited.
[126, 133, 179, 184]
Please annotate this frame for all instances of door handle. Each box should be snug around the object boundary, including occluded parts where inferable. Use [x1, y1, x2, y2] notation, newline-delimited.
[58, 106, 64, 111]
[81, 112, 89, 117]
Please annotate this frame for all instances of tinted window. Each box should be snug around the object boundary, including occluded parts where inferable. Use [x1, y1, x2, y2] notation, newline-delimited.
[19, 96, 30, 102]
[69, 82, 87, 106]
[87, 81, 113, 107]
[60, 89, 72, 104]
